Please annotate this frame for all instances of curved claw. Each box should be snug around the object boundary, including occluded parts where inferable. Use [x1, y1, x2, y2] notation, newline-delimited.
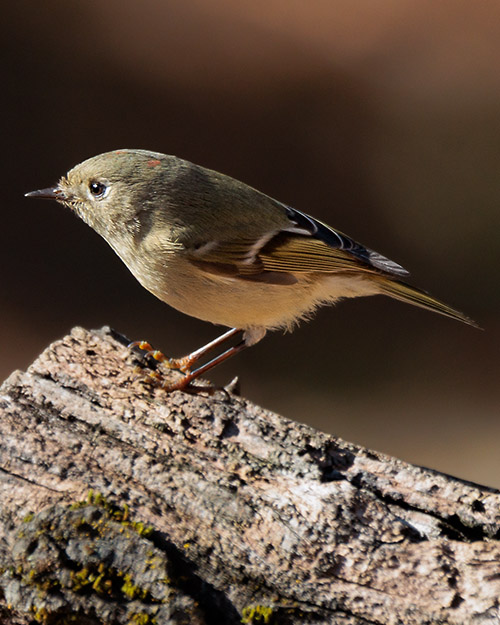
[134, 365, 179, 388]
[145, 349, 167, 362]
[129, 341, 190, 371]
[158, 376, 215, 395]
[128, 340, 154, 351]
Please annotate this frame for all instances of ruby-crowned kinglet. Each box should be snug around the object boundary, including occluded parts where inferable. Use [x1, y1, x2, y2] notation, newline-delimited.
[26, 149, 476, 391]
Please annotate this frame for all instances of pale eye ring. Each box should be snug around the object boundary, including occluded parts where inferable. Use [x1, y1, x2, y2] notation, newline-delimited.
[89, 181, 108, 199]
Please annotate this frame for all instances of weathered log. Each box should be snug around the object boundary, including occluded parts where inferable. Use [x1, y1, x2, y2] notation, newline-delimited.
[0, 326, 499, 625]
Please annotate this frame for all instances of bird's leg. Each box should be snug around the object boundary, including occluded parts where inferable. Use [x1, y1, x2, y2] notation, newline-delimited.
[130, 327, 242, 372]
[159, 338, 250, 392]
[130, 327, 265, 392]
[164, 326, 266, 391]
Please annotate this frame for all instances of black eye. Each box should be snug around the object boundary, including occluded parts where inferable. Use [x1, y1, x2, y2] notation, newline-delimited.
[89, 181, 107, 198]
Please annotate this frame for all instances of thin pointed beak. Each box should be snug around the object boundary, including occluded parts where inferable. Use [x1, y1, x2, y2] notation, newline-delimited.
[25, 186, 66, 200]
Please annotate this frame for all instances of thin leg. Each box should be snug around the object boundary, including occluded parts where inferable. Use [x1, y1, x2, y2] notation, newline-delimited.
[130, 327, 242, 372]
[130, 327, 266, 393]
[159, 339, 250, 392]
[174, 327, 242, 371]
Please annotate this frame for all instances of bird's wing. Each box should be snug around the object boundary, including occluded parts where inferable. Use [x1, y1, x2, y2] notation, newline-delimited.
[188, 205, 409, 285]
[280, 206, 409, 276]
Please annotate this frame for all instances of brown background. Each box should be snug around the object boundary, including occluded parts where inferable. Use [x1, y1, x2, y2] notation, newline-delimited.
[2, 1, 499, 485]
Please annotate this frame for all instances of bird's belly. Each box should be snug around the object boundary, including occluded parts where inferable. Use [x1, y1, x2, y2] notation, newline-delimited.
[132, 256, 378, 330]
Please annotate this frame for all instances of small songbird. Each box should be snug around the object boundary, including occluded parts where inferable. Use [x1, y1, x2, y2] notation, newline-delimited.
[26, 149, 476, 391]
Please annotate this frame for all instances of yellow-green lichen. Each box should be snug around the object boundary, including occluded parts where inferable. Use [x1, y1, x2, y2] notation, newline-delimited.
[69, 563, 157, 603]
[23, 568, 60, 594]
[241, 605, 274, 624]
[31, 605, 49, 623]
[31, 606, 84, 625]
[129, 613, 158, 625]
[12, 492, 168, 625]
[70, 490, 154, 537]
[121, 572, 151, 601]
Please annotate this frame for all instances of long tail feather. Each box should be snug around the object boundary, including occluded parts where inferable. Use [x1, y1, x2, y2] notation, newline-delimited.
[375, 276, 479, 328]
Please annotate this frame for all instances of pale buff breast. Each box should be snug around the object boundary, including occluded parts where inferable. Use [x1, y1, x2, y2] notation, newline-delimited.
[128, 251, 380, 330]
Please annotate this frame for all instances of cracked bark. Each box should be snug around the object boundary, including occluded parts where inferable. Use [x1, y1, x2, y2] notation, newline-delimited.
[0, 326, 499, 625]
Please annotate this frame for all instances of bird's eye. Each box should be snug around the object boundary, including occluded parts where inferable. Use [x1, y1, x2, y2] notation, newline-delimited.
[89, 181, 107, 198]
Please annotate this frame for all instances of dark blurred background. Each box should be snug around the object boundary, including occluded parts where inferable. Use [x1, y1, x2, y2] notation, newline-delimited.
[2, 1, 499, 485]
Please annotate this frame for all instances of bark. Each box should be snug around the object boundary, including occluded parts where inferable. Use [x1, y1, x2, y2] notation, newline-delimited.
[0, 326, 499, 625]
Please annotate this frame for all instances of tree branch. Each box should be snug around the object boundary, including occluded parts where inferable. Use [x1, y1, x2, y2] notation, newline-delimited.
[0, 327, 499, 625]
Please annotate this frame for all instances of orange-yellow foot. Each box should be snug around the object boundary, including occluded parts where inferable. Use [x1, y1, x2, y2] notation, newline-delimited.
[132, 364, 215, 394]
[129, 341, 194, 372]
[128, 329, 247, 394]
[129, 343, 215, 394]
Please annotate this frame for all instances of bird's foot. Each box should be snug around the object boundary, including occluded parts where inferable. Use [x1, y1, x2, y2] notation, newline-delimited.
[129, 341, 215, 394]
[131, 362, 217, 394]
[128, 330, 247, 395]
[128, 340, 194, 372]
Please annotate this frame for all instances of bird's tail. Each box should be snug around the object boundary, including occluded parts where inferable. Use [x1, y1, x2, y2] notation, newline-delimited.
[374, 276, 479, 328]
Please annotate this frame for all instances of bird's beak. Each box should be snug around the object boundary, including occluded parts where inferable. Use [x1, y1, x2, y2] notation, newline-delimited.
[25, 186, 66, 201]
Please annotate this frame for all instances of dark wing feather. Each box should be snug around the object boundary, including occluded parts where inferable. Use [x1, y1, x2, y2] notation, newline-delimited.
[187, 204, 409, 283]
[283, 206, 409, 277]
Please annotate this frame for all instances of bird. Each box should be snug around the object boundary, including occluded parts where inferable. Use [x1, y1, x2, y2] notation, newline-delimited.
[26, 149, 477, 391]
